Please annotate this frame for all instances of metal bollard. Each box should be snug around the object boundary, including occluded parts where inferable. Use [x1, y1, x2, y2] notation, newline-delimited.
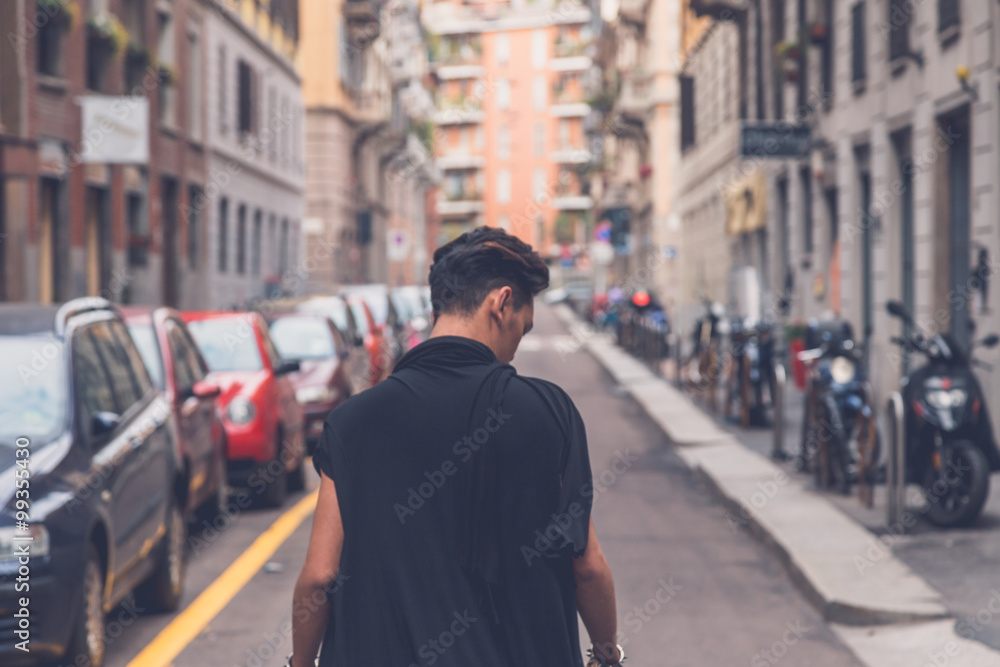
[771, 361, 786, 459]
[886, 392, 906, 527]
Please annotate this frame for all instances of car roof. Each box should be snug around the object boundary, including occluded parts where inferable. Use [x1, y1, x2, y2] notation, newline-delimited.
[0, 304, 61, 335]
[182, 310, 256, 322]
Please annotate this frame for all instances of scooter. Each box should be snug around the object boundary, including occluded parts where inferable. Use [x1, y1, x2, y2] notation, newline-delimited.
[798, 319, 880, 497]
[887, 300, 1000, 527]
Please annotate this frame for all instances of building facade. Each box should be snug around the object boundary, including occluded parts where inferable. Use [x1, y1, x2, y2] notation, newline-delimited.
[203, 0, 304, 307]
[423, 0, 598, 256]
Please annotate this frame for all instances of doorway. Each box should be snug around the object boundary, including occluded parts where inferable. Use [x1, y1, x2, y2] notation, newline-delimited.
[161, 177, 179, 306]
[855, 145, 873, 370]
[940, 108, 972, 350]
[892, 129, 915, 372]
[85, 186, 111, 297]
[38, 177, 65, 304]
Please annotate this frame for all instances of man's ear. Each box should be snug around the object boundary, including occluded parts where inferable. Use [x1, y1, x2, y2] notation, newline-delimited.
[495, 286, 512, 314]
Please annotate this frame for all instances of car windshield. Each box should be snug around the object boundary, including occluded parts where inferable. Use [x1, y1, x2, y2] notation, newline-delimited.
[270, 316, 336, 360]
[0, 336, 68, 444]
[127, 321, 164, 389]
[303, 299, 349, 333]
[347, 290, 387, 326]
[187, 318, 263, 372]
[348, 303, 370, 337]
[391, 294, 412, 322]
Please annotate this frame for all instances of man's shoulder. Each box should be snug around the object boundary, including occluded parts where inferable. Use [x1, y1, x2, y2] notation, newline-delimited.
[507, 375, 580, 420]
[324, 379, 403, 433]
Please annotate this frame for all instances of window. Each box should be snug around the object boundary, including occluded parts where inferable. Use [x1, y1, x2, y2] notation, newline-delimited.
[127, 183, 148, 268]
[251, 210, 263, 276]
[157, 9, 177, 126]
[36, 6, 64, 77]
[772, 0, 785, 119]
[89, 322, 143, 414]
[531, 29, 546, 69]
[821, 0, 833, 103]
[475, 126, 484, 150]
[498, 215, 510, 232]
[218, 46, 228, 135]
[496, 33, 509, 67]
[459, 126, 469, 149]
[938, 0, 959, 35]
[796, 0, 808, 112]
[218, 198, 229, 272]
[497, 169, 511, 204]
[533, 75, 546, 111]
[267, 86, 277, 162]
[680, 76, 695, 150]
[86, 21, 111, 91]
[73, 328, 118, 441]
[498, 126, 510, 160]
[497, 78, 510, 110]
[187, 185, 202, 269]
[533, 169, 546, 202]
[238, 59, 254, 136]
[558, 119, 570, 149]
[851, 2, 866, 86]
[236, 204, 247, 274]
[188, 27, 203, 141]
[534, 123, 545, 156]
[800, 167, 813, 253]
[110, 319, 153, 395]
[279, 219, 290, 274]
[268, 214, 277, 274]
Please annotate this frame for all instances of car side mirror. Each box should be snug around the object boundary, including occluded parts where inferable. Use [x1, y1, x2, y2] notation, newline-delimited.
[91, 411, 121, 440]
[191, 380, 222, 399]
[276, 359, 300, 376]
[981, 334, 1000, 349]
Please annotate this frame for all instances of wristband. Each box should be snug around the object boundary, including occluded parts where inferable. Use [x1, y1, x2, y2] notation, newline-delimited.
[586, 643, 625, 666]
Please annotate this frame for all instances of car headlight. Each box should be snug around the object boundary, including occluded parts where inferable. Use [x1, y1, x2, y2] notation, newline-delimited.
[296, 386, 338, 404]
[0, 524, 50, 565]
[926, 389, 968, 410]
[830, 356, 857, 385]
[227, 398, 256, 424]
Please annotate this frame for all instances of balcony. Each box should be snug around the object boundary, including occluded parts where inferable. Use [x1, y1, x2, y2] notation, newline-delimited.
[552, 195, 593, 210]
[689, 0, 744, 20]
[437, 194, 484, 217]
[436, 153, 485, 170]
[551, 55, 591, 72]
[616, 70, 652, 115]
[429, 34, 483, 67]
[550, 103, 590, 118]
[551, 148, 592, 164]
[436, 64, 486, 80]
[553, 37, 591, 59]
[344, 0, 381, 42]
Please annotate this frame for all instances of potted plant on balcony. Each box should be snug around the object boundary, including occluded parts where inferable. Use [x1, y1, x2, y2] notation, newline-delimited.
[87, 12, 129, 58]
[808, 22, 828, 45]
[157, 63, 177, 87]
[38, 0, 79, 30]
[774, 39, 801, 62]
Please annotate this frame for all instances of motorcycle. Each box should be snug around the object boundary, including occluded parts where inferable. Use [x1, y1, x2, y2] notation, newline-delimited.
[886, 300, 1000, 527]
[798, 319, 881, 498]
[725, 318, 776, 428]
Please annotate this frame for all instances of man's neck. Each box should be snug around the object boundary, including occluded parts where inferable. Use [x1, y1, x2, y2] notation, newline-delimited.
[429, 315, 495, 354]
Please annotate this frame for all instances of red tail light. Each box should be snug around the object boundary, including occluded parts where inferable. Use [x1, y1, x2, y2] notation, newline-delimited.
[914, 401, 924, 417]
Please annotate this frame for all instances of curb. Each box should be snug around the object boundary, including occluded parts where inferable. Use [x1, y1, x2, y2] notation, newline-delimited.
[551, 304, 951, 626]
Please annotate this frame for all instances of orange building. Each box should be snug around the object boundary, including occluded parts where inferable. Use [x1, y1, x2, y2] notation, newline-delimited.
[424, 0, 596, 257]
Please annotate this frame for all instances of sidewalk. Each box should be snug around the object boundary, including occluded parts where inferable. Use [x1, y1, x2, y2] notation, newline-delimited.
[552, 304, 1000, 667]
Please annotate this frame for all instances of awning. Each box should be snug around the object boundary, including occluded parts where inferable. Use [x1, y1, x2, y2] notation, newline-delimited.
[724, 170, 767, 236]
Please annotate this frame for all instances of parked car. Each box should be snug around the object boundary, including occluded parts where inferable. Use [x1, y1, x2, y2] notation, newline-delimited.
[342, 284, 406, 364]
[122, 307, 228, 522]
[344, 294, 392, 386]
[269, 313, 354, 452]
[0, 298, 185, 667]
[391, 285, 432, 350]
[182, 311, 305, 507]
[296, 295, 373, 393]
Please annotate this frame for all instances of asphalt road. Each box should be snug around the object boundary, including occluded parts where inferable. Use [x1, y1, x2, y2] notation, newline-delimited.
[100, 302, 863, 667]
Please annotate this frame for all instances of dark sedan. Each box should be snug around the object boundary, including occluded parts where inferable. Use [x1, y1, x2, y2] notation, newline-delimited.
[269, 313, 354, 451]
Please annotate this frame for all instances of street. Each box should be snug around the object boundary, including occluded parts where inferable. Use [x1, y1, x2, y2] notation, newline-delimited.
[98, 302, 862, 667]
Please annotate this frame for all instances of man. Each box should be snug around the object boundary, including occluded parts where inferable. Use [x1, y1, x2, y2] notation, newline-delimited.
[289, 227, 622, 666]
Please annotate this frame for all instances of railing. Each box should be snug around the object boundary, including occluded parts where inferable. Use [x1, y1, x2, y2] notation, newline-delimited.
[886, 392, 907, 527]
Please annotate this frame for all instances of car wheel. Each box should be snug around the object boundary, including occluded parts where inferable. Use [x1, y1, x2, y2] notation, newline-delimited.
[137, 501, 186, 612]
[262, 432, 288, 508]
[287, 448, 306, 493]
[63, 544, 106, 667]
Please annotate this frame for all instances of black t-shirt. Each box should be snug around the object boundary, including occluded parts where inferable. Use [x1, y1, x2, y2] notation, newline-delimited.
[312, 336, 593, 666]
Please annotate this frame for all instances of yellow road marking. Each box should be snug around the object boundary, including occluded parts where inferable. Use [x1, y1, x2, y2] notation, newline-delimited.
[127, 490, 319, 667]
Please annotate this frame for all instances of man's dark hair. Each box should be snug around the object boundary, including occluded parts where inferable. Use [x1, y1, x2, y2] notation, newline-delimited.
[429, 226, 549, 317]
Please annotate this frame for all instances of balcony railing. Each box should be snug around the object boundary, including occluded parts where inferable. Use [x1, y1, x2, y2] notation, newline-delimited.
[617, 70, 652, 114]
[445, 188, 483, 202]
[553, 39, 590, 59]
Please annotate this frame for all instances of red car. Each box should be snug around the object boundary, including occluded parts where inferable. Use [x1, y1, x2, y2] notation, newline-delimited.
[182, 311, 305, 507]
[268, 313, 355, 451]
[123, 306, 228, 522]
[345, 294, 393, 386]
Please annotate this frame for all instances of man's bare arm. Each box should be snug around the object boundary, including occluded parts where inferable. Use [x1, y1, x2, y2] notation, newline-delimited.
[574, 517, 620, 663]
[291, 472, 343, 667]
